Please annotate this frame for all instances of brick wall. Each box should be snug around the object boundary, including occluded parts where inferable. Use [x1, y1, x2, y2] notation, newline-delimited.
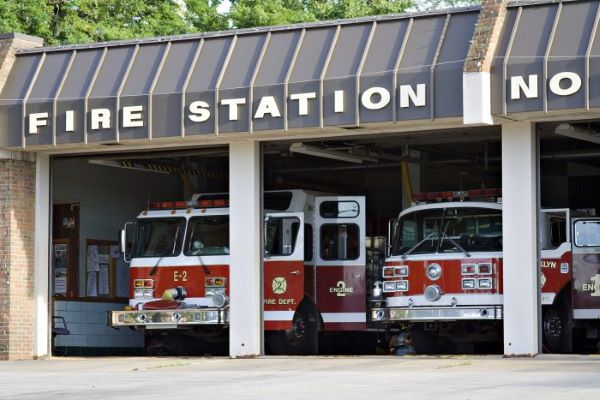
[0, 33, 43, 360]
[464, 0, 508, 73]
[0, 157, 37, 360]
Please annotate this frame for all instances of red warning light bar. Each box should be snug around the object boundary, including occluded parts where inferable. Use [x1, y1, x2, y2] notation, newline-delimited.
[412, 188, 501, 203]
[148, 199, 230, 210]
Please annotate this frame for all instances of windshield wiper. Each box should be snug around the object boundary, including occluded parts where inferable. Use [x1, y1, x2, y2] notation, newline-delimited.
[150, 225, 181, 276]
[401, 230, 438, 260]
[438, 229, 471, 257]
[149, 248, 174, 276]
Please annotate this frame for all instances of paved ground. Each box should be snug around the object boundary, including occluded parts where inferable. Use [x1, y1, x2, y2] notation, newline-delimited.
[0, 355, 598, 399]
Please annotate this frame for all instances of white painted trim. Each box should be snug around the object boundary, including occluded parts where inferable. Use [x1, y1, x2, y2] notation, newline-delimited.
[321, 312, 366, 323]
[540, 243, 571, 259]
[386, 294, 503, 308]
[34, 154, 50, 358]
[264, 311, 294, 321]
[573, 309, 600, 319]
[229, 141, 262, 357]
[130, 255, 230, 267]
[318, 25, 341, 129]
[115, 44, 140, 142]
[463, 71, 493, 125]
[399, 201, 502, 217]
[130, 296, 223, 308]
[387, 252, 502, 262]
[430, 14, 451, 120]
[501, 121, 539, 356]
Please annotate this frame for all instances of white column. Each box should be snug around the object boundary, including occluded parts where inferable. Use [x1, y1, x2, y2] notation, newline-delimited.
[229, 141, 262, 357]
[501, 121, 539, 356]
[34, 153, 50, 358]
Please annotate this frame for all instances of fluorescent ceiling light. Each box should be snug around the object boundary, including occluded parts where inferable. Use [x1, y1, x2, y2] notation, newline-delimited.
[289, 142, 377, 164]
[554, 123, 600, 145]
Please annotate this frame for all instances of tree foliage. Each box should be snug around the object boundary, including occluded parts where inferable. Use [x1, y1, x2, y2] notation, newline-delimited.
[0, 0, 480, 45]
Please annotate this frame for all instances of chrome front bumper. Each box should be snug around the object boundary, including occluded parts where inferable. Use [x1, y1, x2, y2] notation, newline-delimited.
[109, 308, 228, 329]
[371, 306, 503, 322]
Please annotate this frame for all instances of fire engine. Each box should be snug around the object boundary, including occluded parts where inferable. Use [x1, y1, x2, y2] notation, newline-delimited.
[110, 190, 368, 354]
[371, 188, 600, 353]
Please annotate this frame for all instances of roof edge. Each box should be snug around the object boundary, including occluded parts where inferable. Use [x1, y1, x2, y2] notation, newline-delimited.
[508, 0, 588, 8]
[17, 5, 481, 55]
[0, 32, 44, 45]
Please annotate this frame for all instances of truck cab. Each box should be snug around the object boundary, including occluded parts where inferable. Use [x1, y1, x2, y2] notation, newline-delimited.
[372, 189, 600, 353]
[110, 190, 367, 355]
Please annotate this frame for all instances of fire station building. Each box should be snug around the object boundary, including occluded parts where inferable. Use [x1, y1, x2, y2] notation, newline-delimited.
[1, 0, 600, 359]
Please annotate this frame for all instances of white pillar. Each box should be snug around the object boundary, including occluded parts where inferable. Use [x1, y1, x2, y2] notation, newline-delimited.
[501, 121, 539, 356]
[34, 153, 50, 358]
[229, 141, 262, 357]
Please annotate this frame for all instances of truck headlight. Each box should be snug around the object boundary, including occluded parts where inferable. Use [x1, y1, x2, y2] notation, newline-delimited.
[383, 281, 396, 292]
[424, 285, 442, 301]
[426, 263, 442, 280]
[478, 278, 493, 289]
[462, 279, 475, 290]
[395, 266, 409, 277]
[205, 287, 225, 297]
[396, 280, 409, 292]
[143, 289, 154, 298]
[213, 292, 229, 308]
[134, 288, 144, 299]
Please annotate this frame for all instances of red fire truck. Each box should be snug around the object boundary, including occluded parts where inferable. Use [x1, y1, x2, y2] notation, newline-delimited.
[110, 190, 367, 354]
[371, 188, 600, 353]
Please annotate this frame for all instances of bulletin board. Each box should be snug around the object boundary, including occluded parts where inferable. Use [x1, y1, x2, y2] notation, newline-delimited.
[85, 239, 123, 299]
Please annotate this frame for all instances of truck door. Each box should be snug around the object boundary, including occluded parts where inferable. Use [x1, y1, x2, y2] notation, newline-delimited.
[315, 196, 366, 330]
[539, 209, 572, 306]
[264, 212, 304, 331]
[572, 218, 600, 319]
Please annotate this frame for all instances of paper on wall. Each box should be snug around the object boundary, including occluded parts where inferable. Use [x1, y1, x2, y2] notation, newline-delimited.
[87, 245, 99, 272]
[86, 272, 97, 296]
[98, 263, 110, 295]
[110, 245, 120, 259]
[98, 254, 110, 264]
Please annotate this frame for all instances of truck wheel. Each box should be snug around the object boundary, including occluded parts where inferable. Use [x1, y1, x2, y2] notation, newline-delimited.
[268, 301, 319, 355]
[543, 303, 571, 353]
[410, 324, 442, 354]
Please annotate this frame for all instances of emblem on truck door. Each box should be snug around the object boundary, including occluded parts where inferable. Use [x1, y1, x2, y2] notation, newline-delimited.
[582, 274, 600, 297]
[272, 277, 287, 294]
[330, 281, 354, 297]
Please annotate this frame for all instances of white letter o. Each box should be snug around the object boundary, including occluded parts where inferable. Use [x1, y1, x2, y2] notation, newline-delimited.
[549, 72, 581, 96]
[361, 87, 391, 110]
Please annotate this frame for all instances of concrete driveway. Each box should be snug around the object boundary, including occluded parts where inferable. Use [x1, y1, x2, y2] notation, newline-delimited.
[0, 355, 598, 399]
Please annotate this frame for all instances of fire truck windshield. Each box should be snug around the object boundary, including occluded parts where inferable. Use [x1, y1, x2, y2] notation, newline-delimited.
[184, 216, 230, 256]
[132, 218, 186, 258]
[392, 207, 502, 256]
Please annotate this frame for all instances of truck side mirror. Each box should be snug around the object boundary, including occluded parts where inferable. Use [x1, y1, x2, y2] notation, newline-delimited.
[387, 218, 398, 258]
[263, 215, 271, 259]
[121, 222, 135, 262]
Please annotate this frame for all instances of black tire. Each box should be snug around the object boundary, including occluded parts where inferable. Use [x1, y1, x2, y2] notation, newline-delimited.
[543, 301, 571, 353]
[268, 301, 319, 355]
[410, 324, 443, 354]
[145, 331, 191, 356]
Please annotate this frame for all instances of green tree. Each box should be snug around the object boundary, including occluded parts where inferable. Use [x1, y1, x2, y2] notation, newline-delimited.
[304, 0, 413, 21]
[0, 0, 481, 45]
[50, 0, 189, 45]
[229, 0, 311, 29]
[185, 0, 229, 32]
[229, 0, 477, 29]
[0, 0, 53, 40]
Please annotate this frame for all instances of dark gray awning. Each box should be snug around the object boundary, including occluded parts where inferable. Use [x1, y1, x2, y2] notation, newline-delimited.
[0, 7, 479, 149]
[492, 0, 600, 116]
